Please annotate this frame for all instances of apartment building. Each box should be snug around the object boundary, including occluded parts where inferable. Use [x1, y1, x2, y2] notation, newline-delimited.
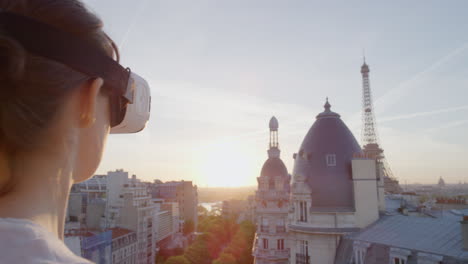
[109, 227, 137, 264]
[118, 183, 157, 264]
[150, 181, 198, 231]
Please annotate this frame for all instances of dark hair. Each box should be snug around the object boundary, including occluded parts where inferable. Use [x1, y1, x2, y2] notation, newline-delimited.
[0, 0, 118, 194]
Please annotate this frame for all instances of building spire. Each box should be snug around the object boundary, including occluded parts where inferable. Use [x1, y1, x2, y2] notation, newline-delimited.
[324, 97, 331, 112]
[362, 48, 366, 64]
[268, 116, 280, 158]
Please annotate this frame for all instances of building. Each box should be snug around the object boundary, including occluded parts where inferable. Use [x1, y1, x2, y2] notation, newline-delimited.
[109, 227, 137, 264]
[106, 170, 131, 228]
[246, 195, 256, 222]
[335, 209, 468, 263]
[64, 225, 112, 264]
[153, 200, 180, 243]
[253, 116, 291, 264]
[68, 174, 108, 227]
[117, 182, 158, 264]
[438, 177, 446, 188]
[68, 188, 107, 230]
[150, 181, 198, 232]
[288, 100, 384, 264]
[67, 170, 167, 264]
[71, 174, 108, 200]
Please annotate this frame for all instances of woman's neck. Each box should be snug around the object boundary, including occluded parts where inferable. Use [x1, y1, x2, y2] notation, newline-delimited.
[0, 150, 74, 239]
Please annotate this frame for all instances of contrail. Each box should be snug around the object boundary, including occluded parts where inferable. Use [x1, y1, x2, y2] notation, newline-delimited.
[375, 41, 468, 114]
[119, 0, 150, 51]
[425, 119, 468, 134]
[379, 105, 468, 123]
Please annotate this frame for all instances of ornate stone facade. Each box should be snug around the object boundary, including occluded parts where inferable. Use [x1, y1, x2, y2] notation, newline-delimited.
[253, 117, 291, 264]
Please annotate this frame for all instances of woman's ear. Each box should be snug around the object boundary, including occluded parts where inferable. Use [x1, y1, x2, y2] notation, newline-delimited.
[79, 78, 104, 128]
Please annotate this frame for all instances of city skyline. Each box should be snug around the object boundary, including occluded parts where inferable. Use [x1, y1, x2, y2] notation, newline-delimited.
[84, 0, 468, 186]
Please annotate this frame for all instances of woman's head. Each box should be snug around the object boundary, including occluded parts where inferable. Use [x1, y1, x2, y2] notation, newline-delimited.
[0, 0, 118, 194]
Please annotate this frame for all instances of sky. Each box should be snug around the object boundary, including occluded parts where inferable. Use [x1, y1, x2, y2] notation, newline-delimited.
[84, 0, 468, 187]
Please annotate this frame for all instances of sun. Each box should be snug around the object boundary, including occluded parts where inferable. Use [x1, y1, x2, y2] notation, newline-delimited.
[196, 140, 257, 187]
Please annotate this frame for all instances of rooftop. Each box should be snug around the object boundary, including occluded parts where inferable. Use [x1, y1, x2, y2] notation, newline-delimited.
[292, 99, 362, 210]
[107, 227, 135, 239]
[350, 213, 468, 259]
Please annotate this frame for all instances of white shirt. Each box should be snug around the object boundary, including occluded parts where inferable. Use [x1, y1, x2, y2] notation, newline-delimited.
[0, 218, 92, 264]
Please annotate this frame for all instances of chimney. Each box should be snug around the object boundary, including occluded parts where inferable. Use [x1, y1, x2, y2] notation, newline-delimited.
[461, 215, 468, 250]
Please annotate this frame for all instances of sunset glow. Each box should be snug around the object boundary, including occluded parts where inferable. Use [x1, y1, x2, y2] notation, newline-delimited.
[196, 140, 258, 187]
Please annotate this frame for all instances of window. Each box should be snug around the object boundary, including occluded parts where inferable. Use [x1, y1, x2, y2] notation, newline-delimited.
[276, 219, 285, 233]
[353, 241, 370, 264]
[417, 252, 443, 264]
[261, 218, 269, 232]
[296, 240, 309, 264]
[300, 240, 308, 256]
[277, 239, 284, 250]
[263, 238, 269, 249]
[269, 178, 275, 190]
[298, 201, 308, 222]
[389, 248, 410, 264]
[326, 154, 336, 166]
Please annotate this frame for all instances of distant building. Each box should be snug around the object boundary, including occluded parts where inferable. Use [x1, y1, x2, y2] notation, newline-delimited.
[68, 189, 106, 230]
[64, 226, 112, 264]
[106, 170, 131, 228]
[245, 195, 256, 222]
[71, 174, 107, 200]
[438, 176, 446, 188]
[153, 200, 180, 243]
[108, 227, 137, 264]
[252, 116, 291, 264]
[68, 174, 108, 228]
[117, 182, 157, 264]
[150, 181, 198, 231]
[222, 199, 248, 220]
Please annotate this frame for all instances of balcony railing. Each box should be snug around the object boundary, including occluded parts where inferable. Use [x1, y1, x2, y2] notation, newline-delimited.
[276, 226, 286, 233]
[254, 248, 290, 259]
[260, 225, 269, 232]
[256, 190, 289, 200]
[296, 253, 310, 264]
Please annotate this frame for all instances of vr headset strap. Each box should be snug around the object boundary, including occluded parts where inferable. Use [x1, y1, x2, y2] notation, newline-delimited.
[0, 10, 129, 95]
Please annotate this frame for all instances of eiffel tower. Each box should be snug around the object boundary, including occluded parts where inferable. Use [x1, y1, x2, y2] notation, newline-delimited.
[360, 58, 402, 193]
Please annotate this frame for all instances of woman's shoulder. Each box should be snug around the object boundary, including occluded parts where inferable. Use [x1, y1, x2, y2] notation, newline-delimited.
[0, 218, 93, 264]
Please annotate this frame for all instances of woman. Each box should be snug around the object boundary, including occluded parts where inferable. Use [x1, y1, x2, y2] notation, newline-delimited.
[0, 0, 125, 262]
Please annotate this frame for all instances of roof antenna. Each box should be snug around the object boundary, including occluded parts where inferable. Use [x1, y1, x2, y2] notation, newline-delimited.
[362, 48, 366, 64]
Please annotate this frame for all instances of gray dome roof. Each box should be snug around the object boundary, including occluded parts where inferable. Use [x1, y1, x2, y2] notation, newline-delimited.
[293, 100, 362, 210]
[261, 157, 288, 177]
[269, 116, 279, 131]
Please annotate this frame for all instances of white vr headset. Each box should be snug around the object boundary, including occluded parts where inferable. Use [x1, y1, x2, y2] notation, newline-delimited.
[0, 10, 150, 134]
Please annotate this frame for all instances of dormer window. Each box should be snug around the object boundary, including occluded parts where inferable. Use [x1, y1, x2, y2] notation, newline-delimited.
[298, 201, 308, 222]
[326, 154, 336, 167]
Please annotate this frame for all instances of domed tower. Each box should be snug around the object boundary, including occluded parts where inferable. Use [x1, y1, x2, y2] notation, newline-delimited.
[289, 100, 381, 264]
[253, 117, 291, 264]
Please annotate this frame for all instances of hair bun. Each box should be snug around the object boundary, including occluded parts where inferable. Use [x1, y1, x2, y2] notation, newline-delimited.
[0, 35, 26, 95]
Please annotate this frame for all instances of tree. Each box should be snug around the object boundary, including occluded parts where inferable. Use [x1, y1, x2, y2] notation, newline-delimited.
[165, 256, 190, 264]
[212, 253, 236, 264]
[184, 234, 212, 264]
[218, 220, 255, 264]
[198, 205, 209, 216]
[183, 219, 195, 235]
